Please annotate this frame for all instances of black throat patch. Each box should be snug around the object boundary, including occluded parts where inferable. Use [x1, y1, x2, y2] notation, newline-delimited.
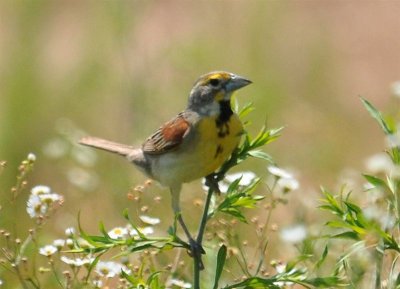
[215, 100, 233, 138]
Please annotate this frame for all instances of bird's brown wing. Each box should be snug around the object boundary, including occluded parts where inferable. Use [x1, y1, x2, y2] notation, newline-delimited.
[142, 112, 191, 155]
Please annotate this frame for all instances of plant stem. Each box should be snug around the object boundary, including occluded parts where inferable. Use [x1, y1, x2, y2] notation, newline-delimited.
[197, 186, 214, 245]
[193, 176, 216, 289]
[15, 233, 33, 266]
[374, 240, 384, 289]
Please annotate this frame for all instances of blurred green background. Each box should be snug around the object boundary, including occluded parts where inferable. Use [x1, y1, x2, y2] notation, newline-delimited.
[1, 0, 400, 258]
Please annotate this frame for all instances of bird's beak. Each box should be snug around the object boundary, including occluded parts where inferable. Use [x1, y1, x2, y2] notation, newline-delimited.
[226, 74, 252, 92]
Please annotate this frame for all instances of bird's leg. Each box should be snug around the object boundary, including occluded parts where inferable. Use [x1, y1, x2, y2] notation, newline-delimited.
[176, 213, 205, 269]
[170, 186, 205, 270]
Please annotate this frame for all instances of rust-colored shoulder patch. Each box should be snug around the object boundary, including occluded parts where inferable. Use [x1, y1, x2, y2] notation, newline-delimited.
[142, 113, 190, 155]
[161, 116, 190, 143]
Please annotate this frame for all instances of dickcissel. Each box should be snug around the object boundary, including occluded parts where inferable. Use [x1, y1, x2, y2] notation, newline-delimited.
[79, 71, 251, 268]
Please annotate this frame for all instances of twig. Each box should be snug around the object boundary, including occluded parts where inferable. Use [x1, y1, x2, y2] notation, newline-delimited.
[192, 175, 218, 289]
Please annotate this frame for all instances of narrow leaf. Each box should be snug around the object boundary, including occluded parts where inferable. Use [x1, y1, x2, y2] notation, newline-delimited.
[360, 97, 392, 135]
[213, 245, 227, 289]
[316, 245, 328, 268]
[247, 150, 273, 163]
[362, 174, 387, 188]
[331, 231, 360, 240]
[304, 276, 343, 287]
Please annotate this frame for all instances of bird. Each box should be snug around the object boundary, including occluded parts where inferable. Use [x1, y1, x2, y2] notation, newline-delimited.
[79, 71, 252, 269]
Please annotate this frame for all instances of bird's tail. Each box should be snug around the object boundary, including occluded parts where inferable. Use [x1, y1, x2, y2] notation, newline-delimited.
[79, 136, 135, 156]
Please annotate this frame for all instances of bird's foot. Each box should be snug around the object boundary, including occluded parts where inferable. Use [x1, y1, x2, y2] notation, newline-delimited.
[187, 238, 205, 270]
[205, 173, 221, 195]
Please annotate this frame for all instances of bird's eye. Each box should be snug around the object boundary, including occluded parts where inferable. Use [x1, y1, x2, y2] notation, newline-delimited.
[209, 78, 220, 87]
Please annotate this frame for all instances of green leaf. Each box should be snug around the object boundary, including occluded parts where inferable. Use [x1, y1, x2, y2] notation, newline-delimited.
[128, 240, 161, 252]
[360, 97, 392, 135]
[147, 271, 163, 287]
[331, 231, 360, 240]
[213, 245, 227, 289]
[362, 174, 387, 188]
[99, 222, 110, 239]
[85, 253, 104, 283]
[247, 150, 273, 163]
[121, 269, 139, 285]
[219, 207, 247, 223]
[226, 177, 242, 194]
[238, 101, 255, 118]
[222, 277, 280, 289]
[343, 201, 362, 214]
[77, 212, 100, 247]
[122, 208, 131, 220]
[304, 276, 344, 287]
[319, 189, 344, 216]
[316, 245, 328, 268]
[242, 178, 261, 195]
[84, 235, 113, 244]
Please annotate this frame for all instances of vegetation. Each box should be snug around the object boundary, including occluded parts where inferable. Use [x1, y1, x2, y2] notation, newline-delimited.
[1, 99, 400, 288]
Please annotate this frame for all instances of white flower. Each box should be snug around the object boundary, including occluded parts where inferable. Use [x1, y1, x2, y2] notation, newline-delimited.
[391, 81, 400, 98]
[0, 279, 3, 286]
[65, 238, 74, 248]
[275, 263, 286, 274]
[386, 132, 400, 149]
[60, 256, 75, 265]
[53, 239, 65, 250]
[26, 186, 63, 218]
[167, 278, 192, 288]
[202, 171, 257, 193]
[39, 245, 58, 256]
[39, 193, 62, 204]
[140, 226, 154, 235]
[127, 225, 154, 237]
[363, 206, 396, 230]
[365, 153, 394, 174]
[75, 257, 94, 267]
[267, 166, 293, 179]
[65, 227, 75, 237]
[108, 227, 128, 239]
[280, 224, 307, 244]
[78, 238, 92, 249]
[95, 261, 130, 278]
[27, 153, 36, 162]
[93, 280, 103, 288]
[225, 172, 257, 186]
[26, 194, 47, 218]
[31, 185, 51, 196]
[277, 177, 299, 192]
[272, 262, 296, 287]
[139, 215, 161, 225]
[61, 256, 94, 267]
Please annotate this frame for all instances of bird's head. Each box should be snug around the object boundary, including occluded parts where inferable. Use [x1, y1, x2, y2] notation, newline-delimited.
[187, 71, 252, 115]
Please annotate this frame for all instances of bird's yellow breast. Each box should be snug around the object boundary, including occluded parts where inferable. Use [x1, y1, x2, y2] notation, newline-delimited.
[193, 113, 243, 176]
[150, 112, 243, 187]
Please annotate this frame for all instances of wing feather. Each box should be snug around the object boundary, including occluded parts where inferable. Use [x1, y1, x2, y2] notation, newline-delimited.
[142, 112, 191, 155]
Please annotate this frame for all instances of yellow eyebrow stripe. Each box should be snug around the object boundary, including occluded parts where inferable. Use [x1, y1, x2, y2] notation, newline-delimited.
[208, 72, 230, 80]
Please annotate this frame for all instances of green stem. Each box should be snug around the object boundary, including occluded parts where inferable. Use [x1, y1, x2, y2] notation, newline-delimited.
[193, 176, 216, 289]
[197, 186, 214, 245]
[14, 266, 30, 289]
[15, 233, 33, 266]
[374, 239, 385, 289]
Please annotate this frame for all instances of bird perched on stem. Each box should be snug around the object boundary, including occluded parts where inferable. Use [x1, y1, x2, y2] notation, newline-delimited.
[79, 71, 252, 269]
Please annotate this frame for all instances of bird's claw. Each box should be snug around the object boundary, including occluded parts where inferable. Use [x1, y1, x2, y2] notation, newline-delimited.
[205, 173, 221, 195]
[187, 238, 205, 270]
